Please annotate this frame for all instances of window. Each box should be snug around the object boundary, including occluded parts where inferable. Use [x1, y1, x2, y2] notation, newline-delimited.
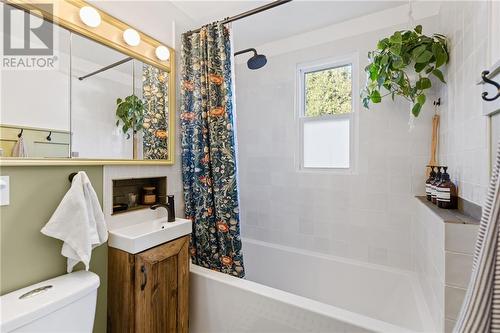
[297, 55, 357, 171]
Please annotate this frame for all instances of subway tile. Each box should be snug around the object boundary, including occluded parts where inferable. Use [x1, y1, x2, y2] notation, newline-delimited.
[445, 285, 467, 320]
[445, 223, 479, 254]
[445, 252, 473, 288]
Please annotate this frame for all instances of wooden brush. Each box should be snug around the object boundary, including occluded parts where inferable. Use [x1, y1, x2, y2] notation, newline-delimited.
[427, 100, 441, 177]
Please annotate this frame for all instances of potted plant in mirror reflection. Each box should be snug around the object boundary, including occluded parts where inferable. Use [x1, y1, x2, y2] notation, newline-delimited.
[361, 25, 449, 120]
[115, 95, 145, 159]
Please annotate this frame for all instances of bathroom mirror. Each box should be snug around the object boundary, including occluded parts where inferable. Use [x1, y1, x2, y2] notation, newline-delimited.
[1, 12, 72, 159]
[70, 33, 171, 161]
[0, 1, 175, 165]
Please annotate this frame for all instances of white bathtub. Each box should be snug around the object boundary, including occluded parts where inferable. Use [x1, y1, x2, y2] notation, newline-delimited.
[190, 238, 436, 333]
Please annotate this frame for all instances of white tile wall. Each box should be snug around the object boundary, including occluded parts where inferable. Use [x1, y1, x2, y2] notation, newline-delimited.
[414, 200, 445, 330]
[445, 252, 473, 288]
[415, 197, 479, 332]
[235, 17, 439, 271]
[438, 1, 492, 206]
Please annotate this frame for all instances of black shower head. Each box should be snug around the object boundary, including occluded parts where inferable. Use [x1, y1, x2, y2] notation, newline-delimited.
[235, 48, 267, 70]
[247, 53, 267, 70]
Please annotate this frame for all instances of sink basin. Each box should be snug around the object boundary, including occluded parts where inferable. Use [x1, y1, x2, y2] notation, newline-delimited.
[108, 218, 192, 254]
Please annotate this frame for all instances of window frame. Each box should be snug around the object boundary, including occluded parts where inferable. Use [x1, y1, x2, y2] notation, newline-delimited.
[296, 53, 359, 174]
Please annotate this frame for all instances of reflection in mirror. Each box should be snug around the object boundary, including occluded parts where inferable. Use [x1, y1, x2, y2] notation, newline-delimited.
[0, 4, 71, 159]
[0, 3, 172, 162]
[70, 32, 134, 159]
[70, 34, 170, 161]
[139, 63, 170, 160]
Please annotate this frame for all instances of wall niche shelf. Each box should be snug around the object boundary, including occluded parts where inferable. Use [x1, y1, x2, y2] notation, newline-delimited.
[112, 177, 166, 215]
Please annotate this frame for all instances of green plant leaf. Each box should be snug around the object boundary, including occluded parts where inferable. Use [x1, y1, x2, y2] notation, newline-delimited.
[362, 96, 370, 109]
[417, 94, 426, 105]
[432, 68, 446, 83]
[377, 38, 389, 50]
[115, 94, 145, 136]
[380, 54, 389, 66]
[361, 26, 448, 118]
[389, 31, 402, 44]
[412, 103, 422, 117]
[389, 44, 401, 55]
[370, 90, 382, 103]
[414, 62, 427, 73]
[411, 45, 426, 59]
[416, 50, 433, 63]
[416, 77, 432, 90]
[393, 57, 404, 69]
[433, 43, 448, 68]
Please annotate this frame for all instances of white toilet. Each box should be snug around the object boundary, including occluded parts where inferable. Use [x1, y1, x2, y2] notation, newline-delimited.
[0, 271, 100, 333]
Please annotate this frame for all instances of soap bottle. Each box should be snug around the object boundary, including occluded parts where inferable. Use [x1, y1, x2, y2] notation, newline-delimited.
[425, 166, 436, 201]
[431, 166, 442, 204]
[436, 167, 457, 209]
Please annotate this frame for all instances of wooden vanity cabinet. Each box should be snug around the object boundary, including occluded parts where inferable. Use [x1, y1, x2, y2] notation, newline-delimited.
[108, 235, 190, 333]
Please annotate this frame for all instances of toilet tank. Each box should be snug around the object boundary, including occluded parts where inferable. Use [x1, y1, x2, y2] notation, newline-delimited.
[0, 271, 100, 333]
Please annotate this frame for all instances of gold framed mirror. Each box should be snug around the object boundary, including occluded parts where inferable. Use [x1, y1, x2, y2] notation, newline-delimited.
[1, 0, 175, 165]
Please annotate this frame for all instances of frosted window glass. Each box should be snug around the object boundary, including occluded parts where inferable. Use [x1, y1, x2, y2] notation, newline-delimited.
[303, 118, 350, 168]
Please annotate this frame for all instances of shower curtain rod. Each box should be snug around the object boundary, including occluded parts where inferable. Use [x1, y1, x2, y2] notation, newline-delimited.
[79, 0, 292, 80]
[78, 57, 133, 80]
[185, 0, 293, 35]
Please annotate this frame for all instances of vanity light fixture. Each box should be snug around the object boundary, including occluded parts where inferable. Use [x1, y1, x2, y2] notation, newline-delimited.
[155, 46, 170, 61]
[123, 28, 141, 46]
[79, 6, 101, 28]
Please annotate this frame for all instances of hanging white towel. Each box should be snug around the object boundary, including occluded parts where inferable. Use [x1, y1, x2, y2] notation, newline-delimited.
[11, 137, 28, 157]
[454, 142, 500, 333]
[41, 171, 108, 273]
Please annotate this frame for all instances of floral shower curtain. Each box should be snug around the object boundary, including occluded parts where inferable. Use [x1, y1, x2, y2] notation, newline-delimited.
[180, 23, 244, 278]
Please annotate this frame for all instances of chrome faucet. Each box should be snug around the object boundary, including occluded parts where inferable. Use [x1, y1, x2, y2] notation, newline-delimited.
[150, 195, 176, 222]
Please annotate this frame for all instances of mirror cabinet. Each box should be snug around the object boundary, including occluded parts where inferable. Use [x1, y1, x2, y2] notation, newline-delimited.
[0, 0, 175, 165]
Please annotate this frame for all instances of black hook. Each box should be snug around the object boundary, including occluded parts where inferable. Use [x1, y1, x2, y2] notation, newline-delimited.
[17, 129, 23, 138]
[481, 70, 500, 102]
[433, 98, 441, 106]
[68, 172, 78, 182]
[46, 131, 52, 141]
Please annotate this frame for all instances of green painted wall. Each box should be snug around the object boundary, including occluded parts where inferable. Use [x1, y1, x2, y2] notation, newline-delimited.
[0, 166, 107, 333]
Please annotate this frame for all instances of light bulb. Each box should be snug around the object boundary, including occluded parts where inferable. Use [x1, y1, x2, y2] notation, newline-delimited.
[79, 6, 101, 28]
[123, 28, 140, 46]
[155, 45, 170, 61]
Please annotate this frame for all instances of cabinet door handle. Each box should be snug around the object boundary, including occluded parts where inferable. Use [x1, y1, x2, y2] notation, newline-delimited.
[140, 265, 147, 290]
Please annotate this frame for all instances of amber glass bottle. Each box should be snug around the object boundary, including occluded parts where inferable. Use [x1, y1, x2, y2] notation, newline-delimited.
[437, 167, 457, 209]
[425, 166, 436, 201]
[431, 167, 442, 204]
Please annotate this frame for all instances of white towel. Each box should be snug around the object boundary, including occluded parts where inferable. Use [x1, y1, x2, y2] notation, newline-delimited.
[11, 137, 27, 157]
[41, 171, 108, 273]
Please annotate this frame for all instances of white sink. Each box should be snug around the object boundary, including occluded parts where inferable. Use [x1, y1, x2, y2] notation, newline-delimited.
[108, 218, 192, 254]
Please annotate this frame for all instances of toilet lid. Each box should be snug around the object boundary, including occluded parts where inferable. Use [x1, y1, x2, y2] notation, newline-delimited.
[0, 271, 99, 332]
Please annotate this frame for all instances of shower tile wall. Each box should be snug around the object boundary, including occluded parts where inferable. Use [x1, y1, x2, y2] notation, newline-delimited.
[437, 1, 492, 206]
[414, 198, 478, 332]
[235, 18, 437, 270]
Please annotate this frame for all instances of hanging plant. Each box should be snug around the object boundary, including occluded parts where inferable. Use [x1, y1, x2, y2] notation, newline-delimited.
[115, 95, 144, 139]
[361, 25, 449, 117]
